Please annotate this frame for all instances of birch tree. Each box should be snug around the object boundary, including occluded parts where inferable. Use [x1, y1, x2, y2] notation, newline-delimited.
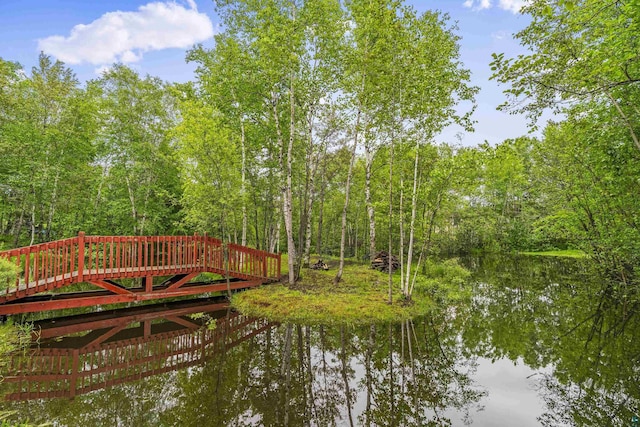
[94, 65, 180, 235]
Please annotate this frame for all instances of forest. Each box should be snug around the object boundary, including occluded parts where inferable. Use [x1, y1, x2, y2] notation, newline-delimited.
[0, 0, 638, 292]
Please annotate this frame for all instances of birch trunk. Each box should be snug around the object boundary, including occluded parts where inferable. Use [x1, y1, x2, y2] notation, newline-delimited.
[125, 175, 138, 235]
[334, 107, 361, 283]
[302, 108, 320, 268]
[12, 202, 26, 247]
[284, 72, 297, 284]
[29, 201, 36, 246]
[404, 143, 419, 297]
[240, 118, 247, 247]
[388, 132, 394, 304]
[272, 90, 296, 284]
[316, 165, 326, 255]
[139, 176, 152, 235]
[340, 326, 355, 427]
[364, 141, 376, 261]
[399, 178, 404, 292]
[46, 168, 60, 241]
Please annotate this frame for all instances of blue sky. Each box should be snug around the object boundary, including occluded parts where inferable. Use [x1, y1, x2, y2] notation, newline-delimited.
[0, 0, 540, 146]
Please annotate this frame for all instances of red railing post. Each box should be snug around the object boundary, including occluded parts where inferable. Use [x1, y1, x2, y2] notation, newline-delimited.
[262, 252, 268, 278]
[13, 250, 21, 289]
[203, 233, 208, 269]
[22, 248, 30, 287]
[77, 232, 85, 283]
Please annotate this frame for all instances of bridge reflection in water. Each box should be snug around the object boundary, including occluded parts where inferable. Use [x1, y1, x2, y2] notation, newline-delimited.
[1, 298, 273, 401]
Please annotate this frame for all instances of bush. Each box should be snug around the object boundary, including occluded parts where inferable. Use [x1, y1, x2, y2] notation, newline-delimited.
[413, 258, 472, 304]
[0, 257, 19, 291]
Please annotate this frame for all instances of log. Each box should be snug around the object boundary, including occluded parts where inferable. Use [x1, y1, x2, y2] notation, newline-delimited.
[370, 251, 400, 273]
[310, 259, 329, 270]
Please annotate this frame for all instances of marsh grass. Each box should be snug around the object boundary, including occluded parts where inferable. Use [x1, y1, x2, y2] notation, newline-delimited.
[519, 249, 587, 258]
[0, 322, 35, 371]
[231, 257, 470, 325]
[0, 411, 51, 427]
[0, 258, 19, 292]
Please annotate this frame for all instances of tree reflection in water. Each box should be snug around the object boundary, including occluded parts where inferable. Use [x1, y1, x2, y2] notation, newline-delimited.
[0, 294, 483, 426]
[1, 255, 638, 426]
[462, 255, 640, 426]
[163, 312, 484, 426]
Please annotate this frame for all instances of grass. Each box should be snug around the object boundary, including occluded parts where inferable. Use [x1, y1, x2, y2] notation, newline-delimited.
[0, 257, 19, 292]
[0, 322, 33, 362]
[0, 413, 50, 427]
[519, 249, 588, 258]
[231, 256, 470, 325]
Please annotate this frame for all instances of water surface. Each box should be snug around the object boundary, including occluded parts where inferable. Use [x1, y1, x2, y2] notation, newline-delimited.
[0, 255, 637, 426]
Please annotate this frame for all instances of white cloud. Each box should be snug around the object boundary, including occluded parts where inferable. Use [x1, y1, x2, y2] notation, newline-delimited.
[463, 0, 529, 13]
[38, 1, 214, 66]
[491, 30, 508, 40]
[498, 0, 529, 13]
[94, 65, 112, 77]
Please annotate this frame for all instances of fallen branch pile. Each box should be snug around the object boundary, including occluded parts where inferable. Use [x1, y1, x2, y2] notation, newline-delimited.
[371, 251, 400, 273]
[310, 259, 329, 270]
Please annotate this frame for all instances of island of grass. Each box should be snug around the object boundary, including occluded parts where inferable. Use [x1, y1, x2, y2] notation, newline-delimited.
[230, 257, 470, 325]
[519, 249, 587, 258]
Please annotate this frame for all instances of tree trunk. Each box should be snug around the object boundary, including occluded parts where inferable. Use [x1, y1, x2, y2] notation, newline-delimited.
[364, 324, 375, 426]
[388, 133, 394, 304]
[29, 200, 36, 246]
[272, 91, 296, 283]
[605, 90, 640, 151]
[364, 141, 376, 261]
[240, 119, 248, 247]
[399, 178, 404, 292]
[284, 73, 297, 284]
[334, 107, 361, 283]
[302, 108, 321, 269]
[316, 164, 326, 256]
[12, 203, 26, 247]
[139, 176, 152, 236]
[46, 168, 60, 241]
[340, 326, 355, 427]
[403, 144, 420, 297]
[125, 175, 138, 235]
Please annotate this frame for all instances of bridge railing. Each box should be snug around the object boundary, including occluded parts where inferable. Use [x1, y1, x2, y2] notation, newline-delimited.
[0, 233, 281, 297]
[0, 236, 81, 297]
[2, 314, 273, 401]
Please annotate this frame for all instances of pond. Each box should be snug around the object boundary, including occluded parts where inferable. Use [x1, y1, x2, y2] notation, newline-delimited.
[0, 255, 637, 426]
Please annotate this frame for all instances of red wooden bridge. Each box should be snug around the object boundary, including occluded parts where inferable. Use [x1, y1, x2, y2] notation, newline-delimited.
[0, 233, 281, 315]
[1, 298, 274, 401]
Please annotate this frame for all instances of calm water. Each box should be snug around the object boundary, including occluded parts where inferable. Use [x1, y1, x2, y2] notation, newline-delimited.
[0, 255, 638, 426]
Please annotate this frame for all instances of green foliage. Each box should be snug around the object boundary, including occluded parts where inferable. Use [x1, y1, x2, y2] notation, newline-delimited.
[0, 321, 34, 372]
[0, 258, 19, 290]
[491, 0, 640, 131]
[414, 258, 472, 303]
[0, 54, 98, 244]
[482, 0, 640, 282]
[0, 412, 50, 427]
[92, 65, 182, 235]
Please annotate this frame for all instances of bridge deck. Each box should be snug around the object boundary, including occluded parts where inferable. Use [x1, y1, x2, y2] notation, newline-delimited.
[0, 233, 281, 314]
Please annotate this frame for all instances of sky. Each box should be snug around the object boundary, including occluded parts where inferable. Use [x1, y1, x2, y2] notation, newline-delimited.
[0, 0, 541, 146]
